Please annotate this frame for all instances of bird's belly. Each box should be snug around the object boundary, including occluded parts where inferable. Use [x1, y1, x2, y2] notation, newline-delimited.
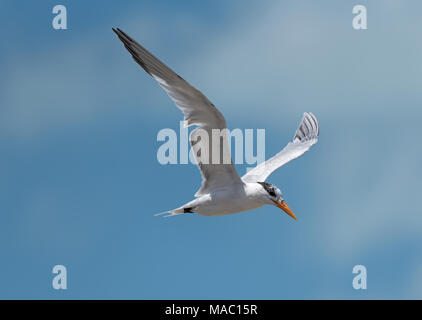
[195, 196, 263, 217]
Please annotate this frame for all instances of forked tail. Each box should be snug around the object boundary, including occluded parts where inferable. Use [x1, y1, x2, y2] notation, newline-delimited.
[154, 207, 186, 218]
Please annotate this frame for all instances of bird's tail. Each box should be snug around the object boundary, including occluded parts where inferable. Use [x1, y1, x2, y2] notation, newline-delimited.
[154, 207, 185, 218]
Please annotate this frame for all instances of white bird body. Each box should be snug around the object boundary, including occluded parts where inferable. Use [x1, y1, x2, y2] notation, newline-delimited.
[174, 182, 267, 216]
[113, 27, 319, 220]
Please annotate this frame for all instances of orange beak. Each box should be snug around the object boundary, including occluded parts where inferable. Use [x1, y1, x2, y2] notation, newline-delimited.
[272, 200, 297, 220]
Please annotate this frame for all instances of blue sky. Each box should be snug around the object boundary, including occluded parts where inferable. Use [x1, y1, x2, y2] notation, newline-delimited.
[1, 0, 422, 299]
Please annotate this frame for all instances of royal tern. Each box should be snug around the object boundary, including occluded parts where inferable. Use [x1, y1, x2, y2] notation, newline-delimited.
[113, 28, 319, 219]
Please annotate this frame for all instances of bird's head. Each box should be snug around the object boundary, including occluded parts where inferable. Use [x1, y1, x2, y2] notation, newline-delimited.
[257, 182, 297, 220]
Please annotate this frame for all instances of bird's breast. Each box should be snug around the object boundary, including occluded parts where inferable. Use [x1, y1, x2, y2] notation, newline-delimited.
[194, 185, 264, 216]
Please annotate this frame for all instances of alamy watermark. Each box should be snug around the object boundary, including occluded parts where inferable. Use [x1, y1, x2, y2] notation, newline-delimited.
[353, 5, 367, 30]
[157, 121, 266, 171]
[352, 265, 367, 290]
[52, 5, 67, 30]
[52, 265, 67, 290]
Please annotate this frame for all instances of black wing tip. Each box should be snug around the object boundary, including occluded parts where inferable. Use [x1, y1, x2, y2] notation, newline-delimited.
[112, 27, 131, 43]
[112, 27, 123, 34]
[112, 27, 128, 41]
[112, 27, 153, 76]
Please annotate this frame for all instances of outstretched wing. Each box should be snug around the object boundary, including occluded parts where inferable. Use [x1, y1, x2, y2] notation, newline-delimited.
[113, 28, 243, 196]
[242, 112, 319, 183]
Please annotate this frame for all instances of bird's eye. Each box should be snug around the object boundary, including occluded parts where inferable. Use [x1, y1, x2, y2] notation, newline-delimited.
[258, 182, 277, 198]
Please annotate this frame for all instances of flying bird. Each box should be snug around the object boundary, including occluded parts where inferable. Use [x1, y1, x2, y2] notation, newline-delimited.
[113, 28, 319, 220]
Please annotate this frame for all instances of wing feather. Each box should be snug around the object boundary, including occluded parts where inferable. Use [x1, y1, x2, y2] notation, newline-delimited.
[242, 112, 319, 183]
[113, 28, 243, 195]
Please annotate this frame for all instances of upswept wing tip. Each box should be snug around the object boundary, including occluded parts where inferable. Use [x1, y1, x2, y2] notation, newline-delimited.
[294, 112, 319, 142]
[241, 112, 319, 183]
